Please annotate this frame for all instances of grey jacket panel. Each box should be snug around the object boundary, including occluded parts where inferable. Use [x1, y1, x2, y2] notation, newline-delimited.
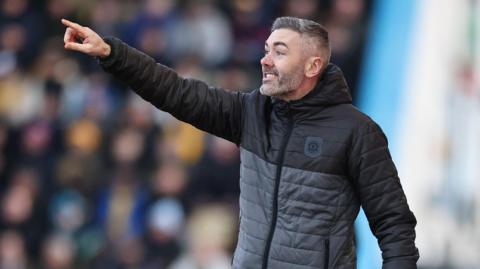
[233, 149, 273, 269]
[235, 148, 359, 269]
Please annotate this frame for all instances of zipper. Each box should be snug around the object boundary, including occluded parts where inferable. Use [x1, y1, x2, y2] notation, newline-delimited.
[324, 239, 330, 269]
[261, 111, 294, 269]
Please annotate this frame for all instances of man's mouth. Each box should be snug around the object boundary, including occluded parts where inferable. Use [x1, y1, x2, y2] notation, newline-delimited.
[263, 71, 278, 82]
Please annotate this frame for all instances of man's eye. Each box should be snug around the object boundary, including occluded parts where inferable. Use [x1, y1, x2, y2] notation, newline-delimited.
[264, 50, 270, 55]
[276, 51, 285, 56]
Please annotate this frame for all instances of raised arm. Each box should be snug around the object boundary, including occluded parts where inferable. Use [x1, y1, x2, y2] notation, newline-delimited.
[62, 19, 244, 144]
[348, 120, 419, 269]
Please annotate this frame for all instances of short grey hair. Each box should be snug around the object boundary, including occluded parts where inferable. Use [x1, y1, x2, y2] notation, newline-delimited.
[271, 17, 331, 64]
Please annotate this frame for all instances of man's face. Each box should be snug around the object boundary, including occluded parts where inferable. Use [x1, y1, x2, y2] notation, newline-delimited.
[260, 29, 305, 98]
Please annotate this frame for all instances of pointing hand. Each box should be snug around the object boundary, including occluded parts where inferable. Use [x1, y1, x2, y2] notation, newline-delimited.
[61, 19, 111, 58]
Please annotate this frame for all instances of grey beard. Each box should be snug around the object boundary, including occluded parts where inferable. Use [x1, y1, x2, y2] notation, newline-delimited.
[260, 70, 303, 97]
[260, 84, 293, 97]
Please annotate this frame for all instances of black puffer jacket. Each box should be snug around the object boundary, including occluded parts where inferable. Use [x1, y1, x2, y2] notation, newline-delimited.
[100, 37, 419, 269]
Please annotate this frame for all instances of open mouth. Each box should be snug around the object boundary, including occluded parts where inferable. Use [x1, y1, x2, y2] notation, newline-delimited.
[263, 71, 278, 82]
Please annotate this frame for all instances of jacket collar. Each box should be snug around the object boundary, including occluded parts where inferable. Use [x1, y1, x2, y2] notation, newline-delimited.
[271, 63, 352, 114]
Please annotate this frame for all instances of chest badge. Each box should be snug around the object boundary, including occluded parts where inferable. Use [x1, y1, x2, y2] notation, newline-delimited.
[304, 137, 323, 158]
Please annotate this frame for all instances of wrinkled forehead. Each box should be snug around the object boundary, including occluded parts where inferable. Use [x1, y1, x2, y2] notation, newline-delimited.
[265, 28, 302, 48]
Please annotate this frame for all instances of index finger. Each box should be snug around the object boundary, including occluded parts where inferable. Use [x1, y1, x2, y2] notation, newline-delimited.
[61, 19, 88, 36]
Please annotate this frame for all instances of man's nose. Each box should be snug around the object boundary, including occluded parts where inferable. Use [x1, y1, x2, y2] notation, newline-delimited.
[260, 53, 273, 67]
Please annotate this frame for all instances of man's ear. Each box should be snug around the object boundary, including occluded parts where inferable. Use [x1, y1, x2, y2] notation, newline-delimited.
[304, 57, 324, 78]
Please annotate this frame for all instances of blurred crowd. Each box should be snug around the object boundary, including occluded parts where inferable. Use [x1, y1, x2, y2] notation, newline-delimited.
[0, 0, 371, 268]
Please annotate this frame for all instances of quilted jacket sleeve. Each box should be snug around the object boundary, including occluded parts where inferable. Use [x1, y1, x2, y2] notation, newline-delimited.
[348, 120, 419, 269]
[99, 37, 244, 144]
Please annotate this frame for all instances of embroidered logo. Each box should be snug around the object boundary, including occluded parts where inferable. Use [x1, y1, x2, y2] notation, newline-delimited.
[304, 137, 323, 158]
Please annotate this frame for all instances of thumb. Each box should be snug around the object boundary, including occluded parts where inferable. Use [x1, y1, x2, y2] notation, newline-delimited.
[64, 42, 90, 54]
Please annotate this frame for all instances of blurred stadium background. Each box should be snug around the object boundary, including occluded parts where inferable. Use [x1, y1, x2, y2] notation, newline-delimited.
[0, 0, 478, 268]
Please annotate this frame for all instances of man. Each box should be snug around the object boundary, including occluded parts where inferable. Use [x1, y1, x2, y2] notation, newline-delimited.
[62, 17, 419, 269]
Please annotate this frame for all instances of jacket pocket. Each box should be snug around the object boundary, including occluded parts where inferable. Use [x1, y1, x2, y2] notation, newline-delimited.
[324, 239, 330, 269]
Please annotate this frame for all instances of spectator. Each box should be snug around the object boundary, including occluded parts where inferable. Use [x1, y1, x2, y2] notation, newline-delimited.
[186, 136, 240, 206]
[323, 0, 369, 101]
[169, 0, 233, 66]
[0, 230, 30, 269]
[0, 0, 43, 68]
[0, 167, 48, 258]
[40, 234, 75, 269]
[169, 204, 235, 269]
[143, 198, 184, 268]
